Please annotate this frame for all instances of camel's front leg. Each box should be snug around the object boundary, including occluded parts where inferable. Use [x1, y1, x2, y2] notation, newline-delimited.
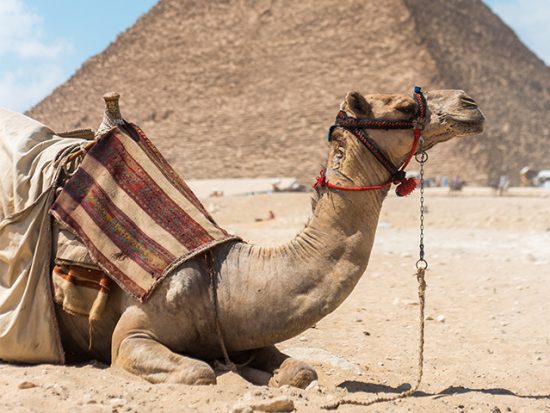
[247, 345, 317, 389]
[111, 313, 215, 385]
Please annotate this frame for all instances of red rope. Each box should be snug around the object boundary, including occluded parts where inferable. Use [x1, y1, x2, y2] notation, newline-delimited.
[314, 127, 421, 197]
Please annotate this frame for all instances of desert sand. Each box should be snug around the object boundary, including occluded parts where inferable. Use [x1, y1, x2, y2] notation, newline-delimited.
[1, 188, 549, 412]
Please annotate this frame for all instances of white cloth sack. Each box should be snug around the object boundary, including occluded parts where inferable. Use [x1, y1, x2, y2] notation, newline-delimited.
[0, 107, 87, 363]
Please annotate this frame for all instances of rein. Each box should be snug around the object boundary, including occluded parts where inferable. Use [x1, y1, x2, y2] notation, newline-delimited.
[319, 87, 430, 410]
[314, 86, 426, 197]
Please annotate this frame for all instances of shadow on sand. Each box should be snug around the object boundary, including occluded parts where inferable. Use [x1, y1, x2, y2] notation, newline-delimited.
[338, 381, 550, 400]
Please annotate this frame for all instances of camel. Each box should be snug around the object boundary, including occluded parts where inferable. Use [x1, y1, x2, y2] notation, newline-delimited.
[54, 88, 484, 388]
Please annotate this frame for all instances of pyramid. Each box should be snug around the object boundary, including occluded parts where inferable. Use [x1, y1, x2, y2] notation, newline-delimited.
[27, 0, 550, 186]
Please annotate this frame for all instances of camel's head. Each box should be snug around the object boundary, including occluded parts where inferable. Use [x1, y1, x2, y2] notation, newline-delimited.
[326, 88, 484, 188]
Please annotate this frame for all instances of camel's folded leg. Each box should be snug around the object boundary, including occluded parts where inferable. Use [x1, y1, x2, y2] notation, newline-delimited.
[248, 345, 317, 389]
[112, 334, 216, 385]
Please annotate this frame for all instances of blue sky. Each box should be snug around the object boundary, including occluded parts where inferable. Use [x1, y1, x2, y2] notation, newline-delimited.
[0, 0, 548, 112]
[0, 0, 157, 112]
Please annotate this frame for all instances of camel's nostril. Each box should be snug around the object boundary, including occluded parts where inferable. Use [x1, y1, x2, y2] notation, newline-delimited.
[461, 96, 478, 109]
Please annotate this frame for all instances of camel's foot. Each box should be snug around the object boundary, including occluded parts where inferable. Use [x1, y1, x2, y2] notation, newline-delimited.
[268, 358, 317, 389]
[113, 336, 216, 385]
[246, 345, 317, 389]
[165, 359, 216, 385]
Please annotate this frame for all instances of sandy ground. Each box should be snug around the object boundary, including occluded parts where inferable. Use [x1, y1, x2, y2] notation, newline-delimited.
[1, 189, 549, 413]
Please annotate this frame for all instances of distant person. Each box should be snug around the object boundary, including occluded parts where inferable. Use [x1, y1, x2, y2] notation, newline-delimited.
[497, 175, 509, 196]
[519, 166, 538, 187]
[440, 176, 449, 187]
[449, 175, 464, 191]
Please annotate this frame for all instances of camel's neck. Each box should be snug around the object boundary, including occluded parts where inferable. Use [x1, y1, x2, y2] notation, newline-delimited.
[218, 159, 391, 350]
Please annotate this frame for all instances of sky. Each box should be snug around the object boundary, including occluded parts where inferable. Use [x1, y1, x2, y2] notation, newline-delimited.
[0, 0, 549, 112]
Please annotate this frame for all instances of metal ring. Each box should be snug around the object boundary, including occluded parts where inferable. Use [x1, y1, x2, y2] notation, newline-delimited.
[415, 152, 429, 163]
[416, 259, 428, 270]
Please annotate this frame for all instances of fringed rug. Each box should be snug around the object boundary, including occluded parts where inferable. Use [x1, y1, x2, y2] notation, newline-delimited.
[50, 124, 239, 301]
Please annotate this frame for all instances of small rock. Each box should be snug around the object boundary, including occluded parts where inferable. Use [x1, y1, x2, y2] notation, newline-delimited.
[492, 407, 502, 413]
[236, 396, 294, 413]
[363, 331, 370, 336]
[425, 315, 434, 321]
[110, 398, 128, 408]
[230, 404, 254, 413]
[18, 381, 37, 389]
[299, 336, 308, 342]
[353, 317, 362, 322]
[305, 380, 319, 392]
[436, 315, 446, 323]
[83, 393, 97, 404]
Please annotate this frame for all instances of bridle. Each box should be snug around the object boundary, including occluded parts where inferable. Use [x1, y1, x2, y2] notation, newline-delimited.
[314, 86, 427, 197]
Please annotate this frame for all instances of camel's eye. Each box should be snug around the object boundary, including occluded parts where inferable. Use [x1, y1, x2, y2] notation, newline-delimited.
[332, 146, 345, 168]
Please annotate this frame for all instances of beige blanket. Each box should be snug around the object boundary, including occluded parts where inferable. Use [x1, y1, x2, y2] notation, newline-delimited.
[0, 107, 87, 363]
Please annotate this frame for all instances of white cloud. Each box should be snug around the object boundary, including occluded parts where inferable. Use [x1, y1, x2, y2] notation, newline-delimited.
[486, 0, 550, 65]
[0, 64, 65, 112]
[0, 0, 67, 59]
[0, 0, 72, 111]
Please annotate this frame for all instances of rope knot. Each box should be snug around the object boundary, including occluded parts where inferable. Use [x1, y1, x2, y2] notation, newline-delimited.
[395, 177, 417, 197]
[392, 170, 407, 183]
[313, 169, 328, 188]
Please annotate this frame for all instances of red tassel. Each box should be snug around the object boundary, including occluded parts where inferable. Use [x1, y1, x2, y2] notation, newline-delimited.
[395, 177, 417, 197]
[313, 169, 328, 188]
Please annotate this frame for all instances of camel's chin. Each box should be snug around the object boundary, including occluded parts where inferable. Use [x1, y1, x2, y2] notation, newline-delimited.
[449, 111, 485, 136]
[451, 124, 484, 138]
[442, 116, 484, 138]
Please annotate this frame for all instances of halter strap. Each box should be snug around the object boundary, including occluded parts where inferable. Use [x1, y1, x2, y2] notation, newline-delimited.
[315, 86, 426, 197]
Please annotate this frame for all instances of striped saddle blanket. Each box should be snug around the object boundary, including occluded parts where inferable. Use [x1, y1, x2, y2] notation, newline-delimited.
[50, 123, 238, 301]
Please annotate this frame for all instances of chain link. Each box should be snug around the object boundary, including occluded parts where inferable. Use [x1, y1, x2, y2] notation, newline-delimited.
[415, 139, 428, 270]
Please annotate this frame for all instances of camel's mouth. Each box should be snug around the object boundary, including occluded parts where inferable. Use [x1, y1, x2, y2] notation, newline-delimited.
[425, 90, 485, 138]
[447, 110, 485, 137]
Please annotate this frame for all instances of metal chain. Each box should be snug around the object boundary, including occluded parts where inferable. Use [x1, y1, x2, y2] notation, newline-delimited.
[322, 135, 429, 411]
[415, 137, 428, 270]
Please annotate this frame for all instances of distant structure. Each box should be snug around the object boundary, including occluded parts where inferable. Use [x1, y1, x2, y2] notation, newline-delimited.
[28, 0, 550, 185]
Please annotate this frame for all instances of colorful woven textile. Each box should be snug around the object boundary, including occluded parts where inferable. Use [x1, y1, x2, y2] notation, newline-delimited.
[52, 264, 111, 321]
[50, 124, 239, 300]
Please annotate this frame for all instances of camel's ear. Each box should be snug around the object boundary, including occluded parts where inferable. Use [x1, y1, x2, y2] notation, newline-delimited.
[342, 91, 373, 118]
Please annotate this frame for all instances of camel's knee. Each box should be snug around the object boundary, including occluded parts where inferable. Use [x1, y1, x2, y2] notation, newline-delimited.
[269, 358, 317, 389]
